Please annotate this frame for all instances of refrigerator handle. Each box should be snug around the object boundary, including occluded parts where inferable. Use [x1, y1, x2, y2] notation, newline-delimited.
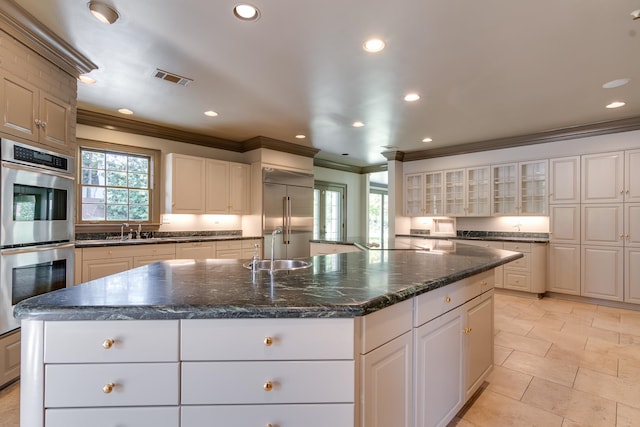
[282, 196, 288, 245]
[286, 196, 292, 244]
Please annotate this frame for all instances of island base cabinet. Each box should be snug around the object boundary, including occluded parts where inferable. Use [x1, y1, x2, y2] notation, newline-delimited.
[361, 331, 413, 427]
[46, 407, 179, 427]
[465, 291, 494, 400]
[182, 404, 354, 427]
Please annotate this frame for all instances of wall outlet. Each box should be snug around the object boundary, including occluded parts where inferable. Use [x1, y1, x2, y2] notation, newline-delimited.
[162, 215, 171, 224]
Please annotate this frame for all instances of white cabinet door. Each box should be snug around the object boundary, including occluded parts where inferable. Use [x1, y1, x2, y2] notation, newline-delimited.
[444, 169, 465, 216]
[82, 257, 132, 282]
[625, 248, 640, 304]
[228, 162, 250, 214]
[205, 159, 229, 213]
[549, 205, 580, 244]
[166, 154, 206, 213]
[581, 151, 624, 203]
[581, 204, 624, 246]
[424, 171, 444, 216]
[405, 173, 424, 216]
[465, 292, 493, 400]
[548, 244, 581, 295]
[414, 307, 463, 427]
[549, 156, 580, 204]
[625, 149, 640, 202]
[519, 160, 548, 215]
[362, 331, 412, 427]
[581, 245, 623, 301]
[492, 163, 518, 215]
[46, 407, 180, 427]
[626, 204, 640, 247]
[465, 166, 491, 216]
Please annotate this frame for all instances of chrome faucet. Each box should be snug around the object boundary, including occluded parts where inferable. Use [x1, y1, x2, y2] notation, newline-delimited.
[121, 222, 129, 240]
[136, 223, 142, 239]
[271, 227, 283, 272]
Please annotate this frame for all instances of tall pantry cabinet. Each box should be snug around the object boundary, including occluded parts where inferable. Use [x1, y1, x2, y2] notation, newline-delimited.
[549, 150, 640, 302]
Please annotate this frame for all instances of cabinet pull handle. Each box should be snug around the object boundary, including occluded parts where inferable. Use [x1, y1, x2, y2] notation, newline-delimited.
[464, 328, 472, 335]
[264, 337, 273, 346]
[263, 381, 273, 391]
[481, 281, 487, 286]
[102, 383, 116, 394]
[444, 296, 451, 303]
[102, 338, 115, 349]
[40, 121, 47, 128]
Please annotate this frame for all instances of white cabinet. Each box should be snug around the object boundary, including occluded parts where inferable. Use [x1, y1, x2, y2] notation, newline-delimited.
[175, 241, 216, 259]
[166, 154, 250, 214]
[444, 167, 491, 217]
[455, 240, 504, 288]
[464, 291, 494, 400]
[549, 205, 580, 244]
[205, 160, 251, 214]
[492, 160, 547, 216]
[405, 173, 424, 216]
[549, 156, 580, 204]
[626, 247, 640, 304]
[581, 204, 624, 246]
[310, 242, 362, 256]
[503, 242, 547, 294]
[46, 407, 179, 427]
[625, 149, 640, 202]
[582, 245, 624, 301]
[0, 330, 20, 388]
[80, 244, 176, 282]
[444, 169, 465, 216]
[0, 71, 72, 154]
[581, 151, 624, 203]
[424, 171, 444, 216]
[548, 244, 581, 295]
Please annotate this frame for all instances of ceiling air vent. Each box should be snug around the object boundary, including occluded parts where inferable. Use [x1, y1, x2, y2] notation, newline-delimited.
[153, 69, 193, 86]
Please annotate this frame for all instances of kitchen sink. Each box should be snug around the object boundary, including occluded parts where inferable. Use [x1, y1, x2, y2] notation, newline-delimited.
[243, 259, 312, 271]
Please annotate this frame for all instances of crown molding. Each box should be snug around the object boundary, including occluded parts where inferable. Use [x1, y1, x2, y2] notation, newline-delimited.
[0, 0, 97, 76]
[242, 136, 319, 158]
[399, 115, 640, 162]
[313, 158, 387, 174]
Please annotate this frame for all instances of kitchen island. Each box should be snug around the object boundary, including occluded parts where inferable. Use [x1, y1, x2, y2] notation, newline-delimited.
[15, 243, 521, 427]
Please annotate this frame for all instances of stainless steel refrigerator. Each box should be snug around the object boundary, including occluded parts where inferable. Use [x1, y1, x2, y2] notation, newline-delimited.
[263, 168, 314, 259]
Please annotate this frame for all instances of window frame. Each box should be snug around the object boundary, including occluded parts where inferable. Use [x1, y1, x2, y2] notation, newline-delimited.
[368, 184, 388, 244]
[313, 180, 347, 240]
[76, 138, 161, 226]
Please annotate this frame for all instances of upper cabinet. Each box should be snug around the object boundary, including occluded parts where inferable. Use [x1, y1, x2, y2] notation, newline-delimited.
[405, 173, 424, 216]
[625, 149, 640, 203]
[0, 71, 72, 153]
[581, 151, 624, 203]
[166, 153, 250, 215]
[444, 167, 490, 217]
[424, 171, 444, 216]
[549, 156, 580, 204]
[492, 160, 547, 216]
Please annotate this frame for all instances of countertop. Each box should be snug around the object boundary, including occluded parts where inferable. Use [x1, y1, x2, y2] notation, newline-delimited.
[74, 235, 262, 248]
[15, 242, 521, 321]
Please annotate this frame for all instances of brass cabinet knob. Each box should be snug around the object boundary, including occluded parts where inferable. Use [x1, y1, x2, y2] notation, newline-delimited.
[102, 383, 115, 394]
[264, 337, 273, 346]
[464, 328, 472, 335]
[102, 339, 115, 349]
[263, 381, 273, 391]
[481, 280, 488, 286]
[444, 296, 451, 303]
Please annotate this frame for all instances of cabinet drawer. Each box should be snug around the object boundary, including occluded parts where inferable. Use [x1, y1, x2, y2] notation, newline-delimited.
[46, 406, 179, 427]
[45, 320, 179, 363]
[215, 240, 242, 251]
[175, 242, 216, 259]
[503, 253, 530, 271]
[45, 363, 179, 408]
[181, 404, 353, 427]
[414, 272, 492, 327]
[503, 242, 531, 252]
[181, 361, 354, 404]
[181, 318, 354, 360]
[505, 271, 530, 291]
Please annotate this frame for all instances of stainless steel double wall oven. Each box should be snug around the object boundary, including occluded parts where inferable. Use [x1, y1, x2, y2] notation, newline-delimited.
[0, 139, 75, 337]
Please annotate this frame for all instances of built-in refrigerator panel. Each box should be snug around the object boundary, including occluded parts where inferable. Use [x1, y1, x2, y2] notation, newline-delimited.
[263, 169, 313, 259]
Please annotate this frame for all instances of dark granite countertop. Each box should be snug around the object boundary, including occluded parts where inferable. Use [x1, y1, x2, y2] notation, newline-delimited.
[15, 243, 521, 321]
[75, 235, 262, 248]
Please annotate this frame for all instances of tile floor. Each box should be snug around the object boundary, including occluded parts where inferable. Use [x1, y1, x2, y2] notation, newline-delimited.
[1, 292, 639, 427]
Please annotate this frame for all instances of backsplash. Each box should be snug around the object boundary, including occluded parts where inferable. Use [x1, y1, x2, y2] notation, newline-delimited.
[76, 230, 242, 241]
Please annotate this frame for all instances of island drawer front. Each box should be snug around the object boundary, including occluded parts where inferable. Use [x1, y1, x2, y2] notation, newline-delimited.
[414, 271, 493, 327]
[181, 404, 354, 427]
[45, 363, 179, 408]
[503, 253, 530, 270]
[46, 406, 179, 427]
[503, 242, 531, 253]
[181, 361, 354, 404]
[181, 318, 354, 360]
[45, 320, 179, 363]
[505, 271, 530, 291]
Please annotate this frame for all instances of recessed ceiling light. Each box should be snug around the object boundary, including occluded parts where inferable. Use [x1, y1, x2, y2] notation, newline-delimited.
[78, 75, 96, 85]
[363, 38, 385, 53]
[233, 4, 260, 21]
[204, 110, 218, 117]
[422, 137, 433, 143]
[404, 93, 420, 102]
[118, 108, 134, 115]
[295, 134, 306, 139]
[631, 9, 640, 20]
[602, 78, 630, 89]
[352, 121, 365, 128]
[88, 2, 119, 25]
[606, 101, 626, 109]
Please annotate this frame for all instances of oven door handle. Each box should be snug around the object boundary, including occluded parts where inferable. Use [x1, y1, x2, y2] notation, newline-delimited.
[1, 161, 75, 181]
[1, 242, 75, 255]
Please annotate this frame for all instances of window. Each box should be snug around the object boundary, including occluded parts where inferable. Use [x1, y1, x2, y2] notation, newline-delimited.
[77, 140, 161, 224]
[313, 181, 346, 240]
[369, 185, 388, 245]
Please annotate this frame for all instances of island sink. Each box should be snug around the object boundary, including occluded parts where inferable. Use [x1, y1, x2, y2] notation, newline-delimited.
[243, 259, 312, 271]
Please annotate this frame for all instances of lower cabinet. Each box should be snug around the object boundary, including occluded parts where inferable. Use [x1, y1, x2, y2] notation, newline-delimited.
[46, 407, 180, 427]
[625, 248, 640, 304]
[581, 245, 624, 301]
[547, 243, 581, 295]
[80, 244, 176, 282]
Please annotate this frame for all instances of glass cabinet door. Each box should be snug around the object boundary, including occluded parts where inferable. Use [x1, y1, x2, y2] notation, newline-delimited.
[444, 169, 465, 216]
[424, 171, 443, 216]
[492, 164, 517, 215]
[466, 166, 491, 216]
[520, 160, 548, 215]
[405, 173, 424, 216]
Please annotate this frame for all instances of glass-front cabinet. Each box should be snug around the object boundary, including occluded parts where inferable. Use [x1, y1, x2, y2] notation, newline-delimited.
[492, 163, 518, 215]
[444, 169, 465, 216]
[492, 160, 548, 216]
[424, 171, 444, 216]
[466, 166, 491, 216]
[405, 173, 424, 216]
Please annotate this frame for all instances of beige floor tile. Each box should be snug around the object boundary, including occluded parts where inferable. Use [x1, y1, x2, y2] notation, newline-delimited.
[494, 331, 552, 356]
[573, 367, 640, 410]
[618, 357, 640, 381]
[546, 344, 618, 377]
[461, 389, 563, 427]
[485, 365, 532, 400]
[560, 322, 620, 344]
[593, 316, 640, 337]
[494, 315, 535, 336]
[502, 350, 578, 387]
[620, 332, 640, 345]
[447, 416, 478, 427]
[0, 382, 19, 427]
[616, 402, 640, 427]
[531, 298, 574, 314]
[526, 326, 587, 351]
[521, 377, 616, 426]
[494, 344, 512, 366]
[586, 336, 640, 363]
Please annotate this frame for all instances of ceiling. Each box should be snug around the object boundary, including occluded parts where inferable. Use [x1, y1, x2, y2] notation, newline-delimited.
[11, 0, 640, 167]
